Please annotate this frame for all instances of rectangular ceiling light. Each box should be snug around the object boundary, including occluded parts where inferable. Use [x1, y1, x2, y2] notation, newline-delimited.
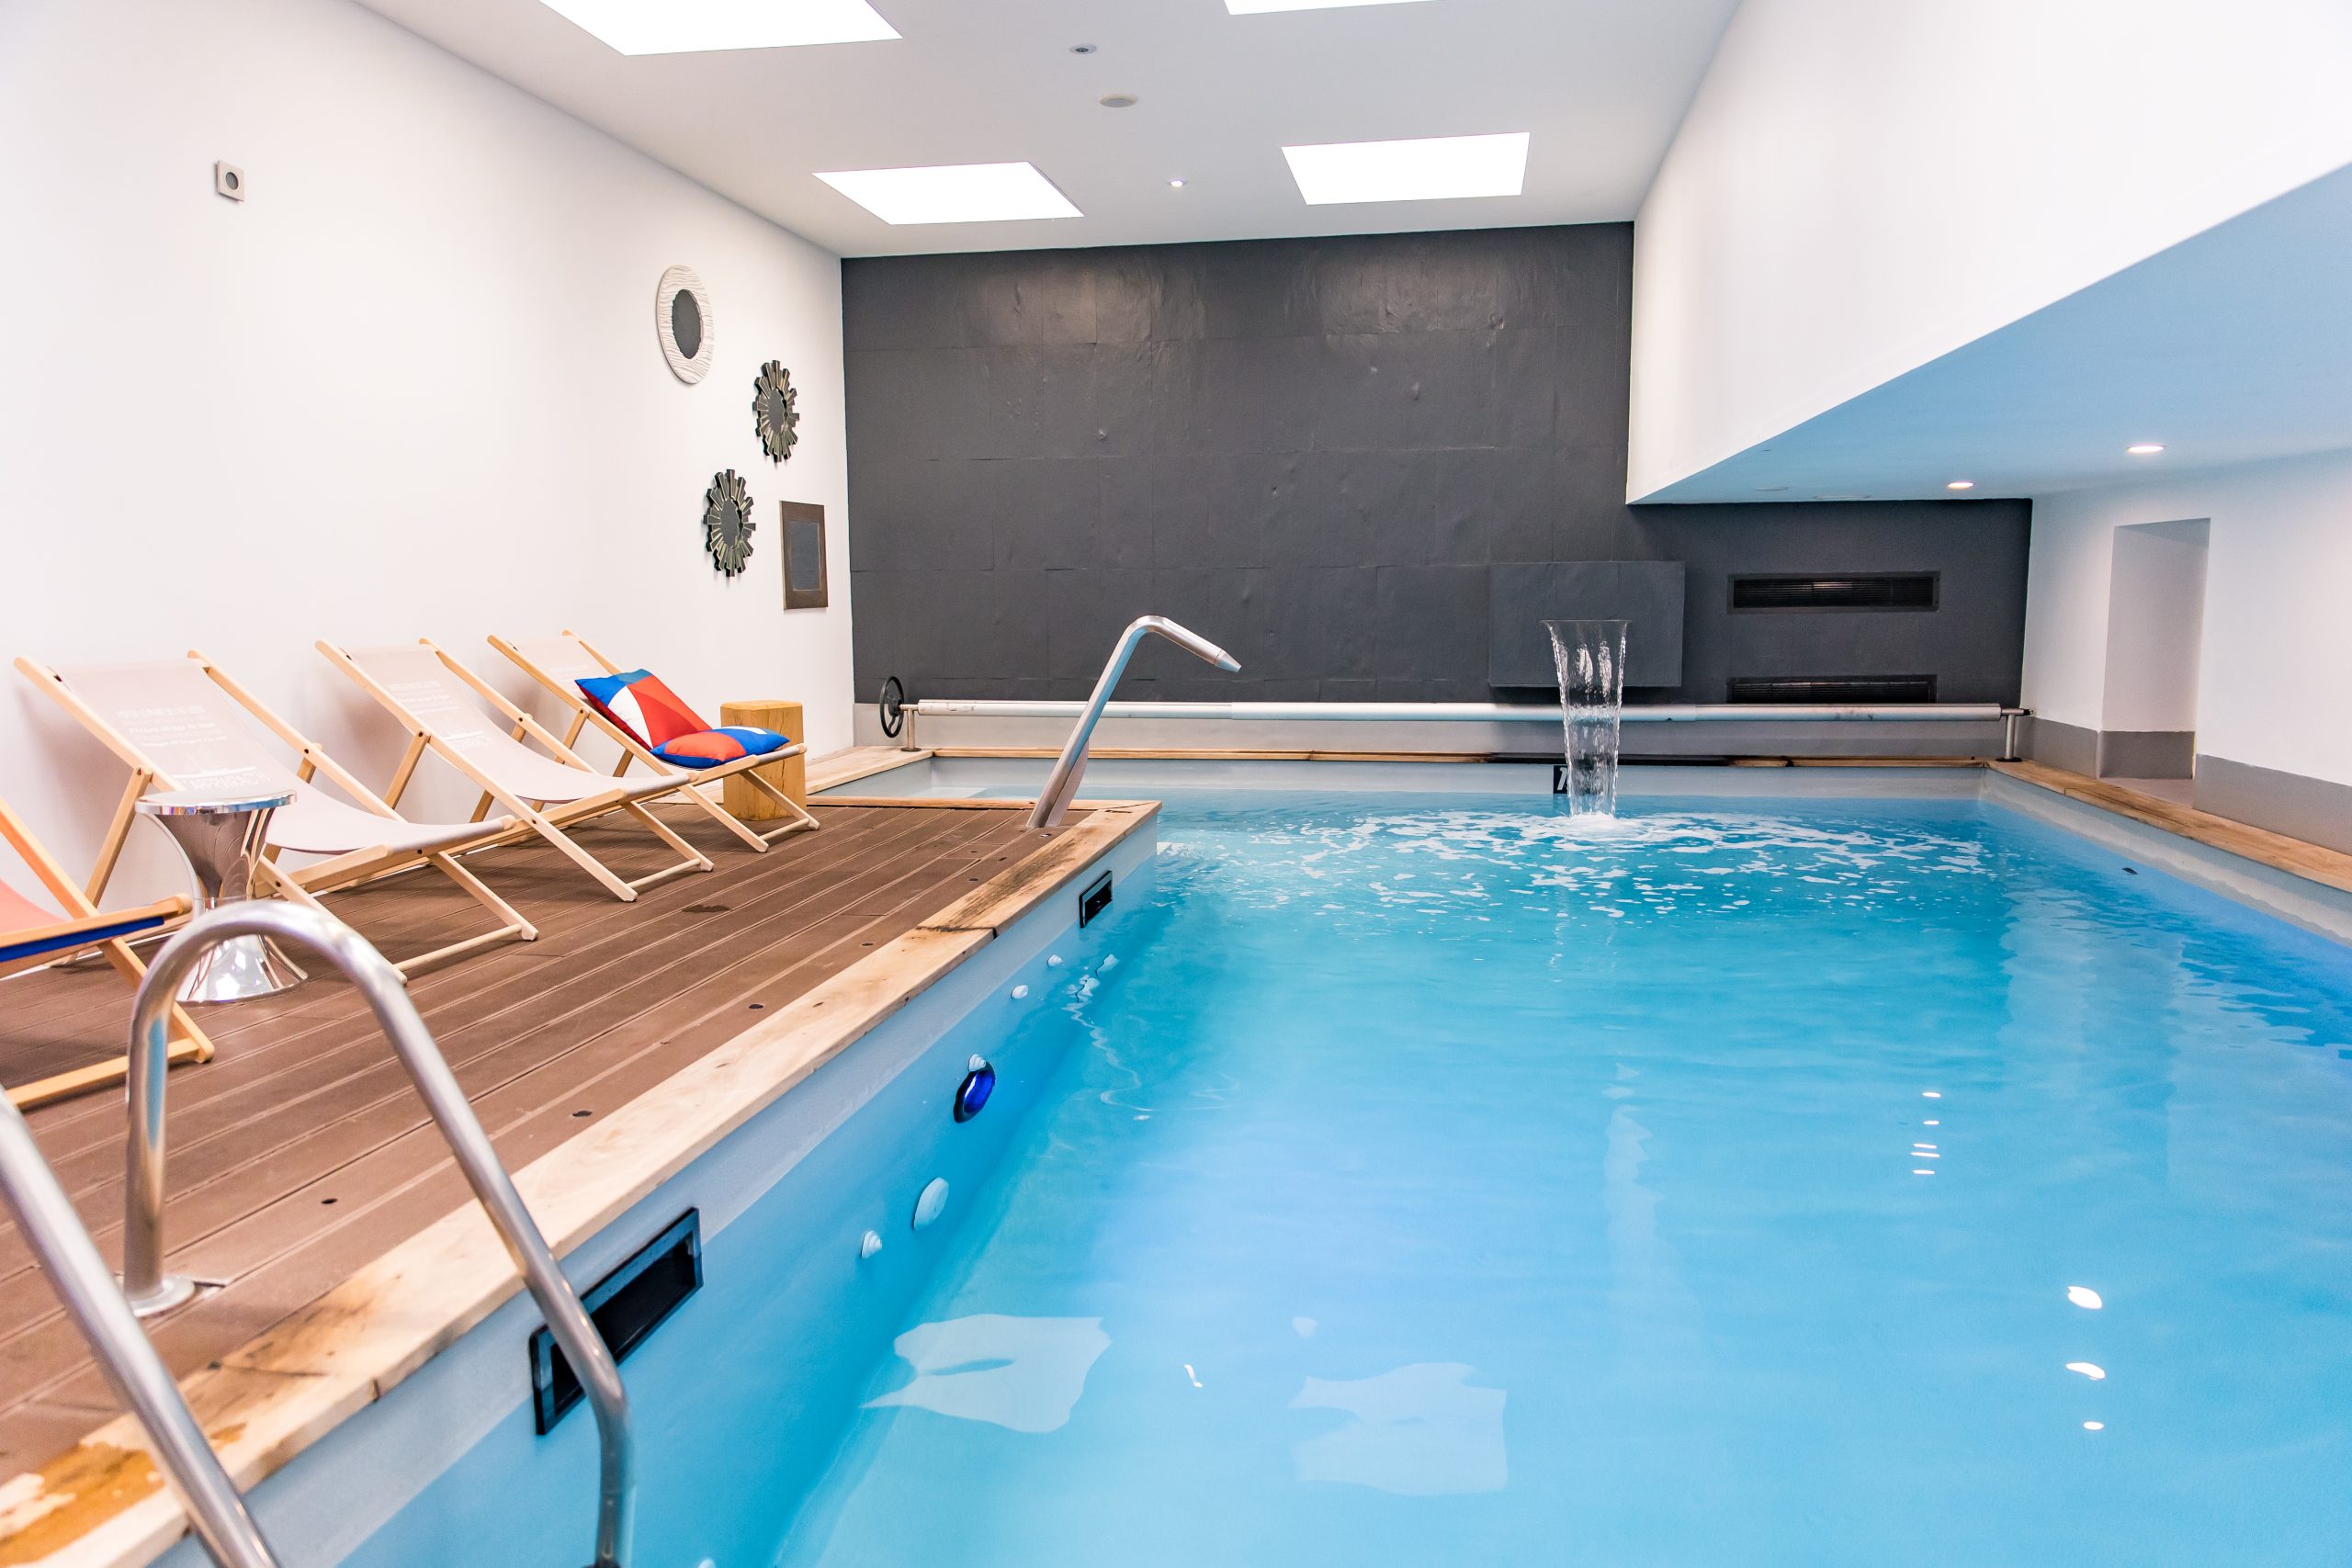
[1226, 0, 1431, 11]
[1282, 132, 1530, 205]
[815, 163, 1082, 225]
[538, 0, 899, 55]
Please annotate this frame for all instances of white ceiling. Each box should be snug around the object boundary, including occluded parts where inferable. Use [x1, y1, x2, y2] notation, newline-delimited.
[355, 0, 1741, 256]
[1641, 161, 2352, 503]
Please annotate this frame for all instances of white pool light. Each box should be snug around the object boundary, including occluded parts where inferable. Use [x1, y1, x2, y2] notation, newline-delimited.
[912, 1177, 950, 1230]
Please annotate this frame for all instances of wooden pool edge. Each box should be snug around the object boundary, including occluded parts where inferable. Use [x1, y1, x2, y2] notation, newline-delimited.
[0, 800, 1159, 1568]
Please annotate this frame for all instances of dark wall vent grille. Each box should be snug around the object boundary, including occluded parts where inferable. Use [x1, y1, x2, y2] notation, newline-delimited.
[1727, 675, 1939, 704]
[1729, 573, 1939, 611]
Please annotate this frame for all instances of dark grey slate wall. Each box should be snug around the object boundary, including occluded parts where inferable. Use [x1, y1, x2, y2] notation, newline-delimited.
[844, 225, 2030, 705]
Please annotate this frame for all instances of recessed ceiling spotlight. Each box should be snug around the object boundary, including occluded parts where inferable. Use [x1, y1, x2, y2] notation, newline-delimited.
[1283, 131, 1529, 205]
[1226, 0, 1432, 11]
[1169, 177, 1188, 188]
[1099, 93, 1138, 108]
[537, 0, 899, 54]
[815, 162, 1081, 225]
[2127, 443, 2165, 456]
[1946, 480, 1975, 491]
[1069, 42, 1097, 53]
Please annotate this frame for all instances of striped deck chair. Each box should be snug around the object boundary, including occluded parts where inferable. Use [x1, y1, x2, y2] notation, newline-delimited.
[317, 639, 712, 903]
[488, 631, 819, 852]
[0, 793, 210, 1111]
[16, 653, 537, 975]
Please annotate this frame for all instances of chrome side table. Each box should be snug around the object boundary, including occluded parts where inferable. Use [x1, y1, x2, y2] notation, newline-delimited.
[137, 787, 307, 1002]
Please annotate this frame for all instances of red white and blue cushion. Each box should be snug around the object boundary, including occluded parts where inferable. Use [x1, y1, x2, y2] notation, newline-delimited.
[574, 671, 790, 770]
[575, 669, 706, 749]
[650, 726, 791, 770]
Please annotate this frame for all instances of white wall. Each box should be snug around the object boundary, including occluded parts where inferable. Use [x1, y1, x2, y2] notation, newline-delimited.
[0, 0, 852, 904]
[1629, 0, 2352, 500]
[2099, 521, 2208, 736]
[2022, 448, 2352, 787]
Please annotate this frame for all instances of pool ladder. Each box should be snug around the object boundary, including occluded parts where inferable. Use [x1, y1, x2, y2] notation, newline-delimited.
[0, 903, 635, 1568]
[1028, 615, 1240, 830]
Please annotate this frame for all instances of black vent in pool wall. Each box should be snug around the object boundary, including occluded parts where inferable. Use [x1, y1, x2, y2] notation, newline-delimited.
[532, 1210, 702, 1434]
[1730, 573, 1939, 611]
[1727, 676, 1939, 704]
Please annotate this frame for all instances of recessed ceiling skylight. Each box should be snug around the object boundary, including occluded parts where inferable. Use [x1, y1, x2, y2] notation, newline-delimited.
[1282, 132, 1529, 205]
[1226, 0, 1432, 12]
[538, 0, 899, 56]
[815, 163, 1081, 225]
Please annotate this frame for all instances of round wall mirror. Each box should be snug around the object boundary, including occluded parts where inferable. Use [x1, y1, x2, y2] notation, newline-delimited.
[656, 265, 715, 383]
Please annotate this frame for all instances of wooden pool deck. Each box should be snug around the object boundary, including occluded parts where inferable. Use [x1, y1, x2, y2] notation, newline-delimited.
[0, 792, 1105, 1501]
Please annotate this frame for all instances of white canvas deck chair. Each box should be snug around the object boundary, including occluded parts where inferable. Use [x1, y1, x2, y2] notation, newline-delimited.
[317, 638, 712, 903]
[0, 792, 210, 1111]
[487, 631, 819, 852]
[15, 652, 537, 976]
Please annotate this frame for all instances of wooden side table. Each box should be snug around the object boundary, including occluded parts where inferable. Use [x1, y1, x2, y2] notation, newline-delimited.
[719, 699, 805, 821]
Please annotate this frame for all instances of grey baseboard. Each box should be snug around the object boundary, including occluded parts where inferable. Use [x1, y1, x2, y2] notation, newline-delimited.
[2196, 755, 2352, 854]
[2096, 729, 2196, 779]
[2024, 716, 2098, 775]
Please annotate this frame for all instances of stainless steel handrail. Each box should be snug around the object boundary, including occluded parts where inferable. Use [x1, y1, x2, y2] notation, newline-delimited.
[0, 1096, 281, 1567]
[121, 904, 635, 1568]
[1028, 615, 1239, 830]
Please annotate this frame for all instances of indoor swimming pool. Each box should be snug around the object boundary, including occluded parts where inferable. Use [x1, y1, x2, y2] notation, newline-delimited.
[781, 790, 2352, 1566]
[347, 785, 2352, 1568]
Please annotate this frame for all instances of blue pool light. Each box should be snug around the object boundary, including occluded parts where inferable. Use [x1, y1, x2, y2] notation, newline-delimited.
[955, 1056, 997, 1122]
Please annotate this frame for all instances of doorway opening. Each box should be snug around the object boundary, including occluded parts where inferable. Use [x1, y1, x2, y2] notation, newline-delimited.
[2098, 518, 2210, 790]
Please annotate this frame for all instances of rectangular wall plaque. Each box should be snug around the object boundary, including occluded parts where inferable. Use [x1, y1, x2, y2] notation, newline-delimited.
[781, 501, 828, 610]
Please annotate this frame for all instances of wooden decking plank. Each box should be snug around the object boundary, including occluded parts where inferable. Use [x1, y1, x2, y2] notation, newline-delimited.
[10, 808, 910, 1177]
[6, 807, 893, 1138]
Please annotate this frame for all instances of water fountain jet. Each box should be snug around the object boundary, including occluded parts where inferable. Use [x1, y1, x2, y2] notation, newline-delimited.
[1545, 619, 1628, 817]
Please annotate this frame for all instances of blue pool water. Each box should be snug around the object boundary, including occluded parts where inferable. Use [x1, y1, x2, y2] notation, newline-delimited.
[774, 792, 2352, 1567]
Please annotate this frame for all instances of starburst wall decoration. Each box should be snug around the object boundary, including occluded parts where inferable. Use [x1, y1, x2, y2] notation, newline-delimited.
[703, 469, 754, 577]
[752, 361, 800, 463]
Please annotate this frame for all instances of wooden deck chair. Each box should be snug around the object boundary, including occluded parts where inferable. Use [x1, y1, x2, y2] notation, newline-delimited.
[0, 793, 211, 1111]
[15, 654, 539, 976]
[317, 639, 713, 903]
[487, 631, 820, 853]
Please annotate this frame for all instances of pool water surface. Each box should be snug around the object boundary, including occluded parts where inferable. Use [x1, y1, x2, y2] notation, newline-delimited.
[772, 792, 2352, 1567]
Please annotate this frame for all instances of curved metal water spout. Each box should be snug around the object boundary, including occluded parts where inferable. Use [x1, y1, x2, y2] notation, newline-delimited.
[124, 904, 635, 1568]
[1028, 615, 1239, 830]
